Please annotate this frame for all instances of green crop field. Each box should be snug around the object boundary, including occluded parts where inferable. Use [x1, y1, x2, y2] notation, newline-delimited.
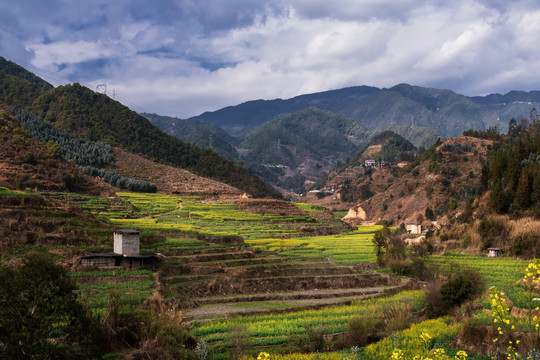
[192, 290, 424, 358]
[428, 251, 529, 307]
[107, 193, 342, 240]
[247, 226, 382, 264]
[0, 186, 34, 196]
[72, 271, 155, 316]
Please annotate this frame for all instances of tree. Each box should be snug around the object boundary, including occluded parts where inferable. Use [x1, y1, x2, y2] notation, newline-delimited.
[0, 253, 99, 359]
[46, 139, 63, 159]
[372, 226, 391, 267]
[508, 118, 518, 137]
[425, 207, 435, 221]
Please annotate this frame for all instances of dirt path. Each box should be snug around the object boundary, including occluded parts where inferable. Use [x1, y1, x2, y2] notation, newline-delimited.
[184, 285, 400, 321]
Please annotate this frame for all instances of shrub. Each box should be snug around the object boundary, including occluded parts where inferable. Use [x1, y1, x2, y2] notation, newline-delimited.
[463, 234, 471, 248]
[345, 314, 383, 347]
[478, 215, 510, 250]
[380, 303, 413, 337]
[0, 253, 101, 359]
[440, 268, 484, 308]
[305, 325, 326, 352]
[425, 207, 435, 221]
[23, 151, 37, 164]
[425, 266, 485, 318]
[424, 281, 446, 318]
[391, 257, 438, 281]
[229, 325, 251, 358]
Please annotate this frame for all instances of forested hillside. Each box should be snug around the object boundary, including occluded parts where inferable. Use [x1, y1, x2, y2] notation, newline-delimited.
[348, 131, 417, 166]
[143, 112, 240, 161]
[0, 108, 103, 193]
[481, 115, 540, 217]
[0, 57, 52, 108]
[381, 125, 440, 149]
[0, 57, 52, 88]
[31, 83, 279, 198]
[238, 107, 370, 194]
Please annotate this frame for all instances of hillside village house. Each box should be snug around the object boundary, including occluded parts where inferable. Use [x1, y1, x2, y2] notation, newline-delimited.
[365, 159, 376, 167]
[81, 229, 155, 269]
[406, 223, 422, 234]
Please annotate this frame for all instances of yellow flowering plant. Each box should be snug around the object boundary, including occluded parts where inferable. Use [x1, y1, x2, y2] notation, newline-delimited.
[390, 331, 467, 360]
[257, 352, 271, 360]
[489, 259, 540, 360]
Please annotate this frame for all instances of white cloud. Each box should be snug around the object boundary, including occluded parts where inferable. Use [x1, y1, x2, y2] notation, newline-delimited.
[27, 40, 114, 67]
[2, 0, 540, 117]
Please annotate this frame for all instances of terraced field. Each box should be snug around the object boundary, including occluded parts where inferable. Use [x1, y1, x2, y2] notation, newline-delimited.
[3, 189, 533, 359]
[71, 269, 155, 316]
[36, 191, 397, 326]
[158, 240, 400, 321]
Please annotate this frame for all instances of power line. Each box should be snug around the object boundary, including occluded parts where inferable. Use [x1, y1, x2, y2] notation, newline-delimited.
[114, 93, 154, 114]
[0, 51, 71, 85]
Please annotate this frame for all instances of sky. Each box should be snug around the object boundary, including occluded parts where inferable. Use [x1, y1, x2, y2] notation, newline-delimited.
[1, 0, 540, 118]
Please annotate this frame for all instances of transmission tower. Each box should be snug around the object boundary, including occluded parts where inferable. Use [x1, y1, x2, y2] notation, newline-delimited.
[95, 83, 107, 95]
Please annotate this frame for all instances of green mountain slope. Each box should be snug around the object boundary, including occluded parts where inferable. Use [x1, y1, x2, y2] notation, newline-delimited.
[0, 57, 52, 108]
[336, 84, 487, 138]
[349, 131, 417, 165]
[31, 83, 278, 198]
[238, 107, 370, 194]
[0, 57, 52, 88]
[381, 125, 440, 149]
[142, 113, 240, 161]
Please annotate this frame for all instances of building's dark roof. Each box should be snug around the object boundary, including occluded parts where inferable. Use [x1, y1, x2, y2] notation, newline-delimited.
[82, 252, 118, 258]
[114, 229, 140, 234]
[82, 252, 154, 259]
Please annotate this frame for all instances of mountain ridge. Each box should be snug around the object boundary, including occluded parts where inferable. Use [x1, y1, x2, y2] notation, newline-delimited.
[185, 83, 540, 139]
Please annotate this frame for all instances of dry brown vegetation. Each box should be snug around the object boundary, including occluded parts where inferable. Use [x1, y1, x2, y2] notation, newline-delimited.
[0, 109, 110, 194]
[317, 136, 491, 226]
[107, 148, 244, 198]
[0, 194, 112, 258]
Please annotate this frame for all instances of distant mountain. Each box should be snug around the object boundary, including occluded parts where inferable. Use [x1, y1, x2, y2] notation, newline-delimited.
[142, 113, 240, 161]
[238, 107, 370, 195]
[186, 83, 540, 139]
[30, 83, 278, 198]
[187, 86, 379, 134]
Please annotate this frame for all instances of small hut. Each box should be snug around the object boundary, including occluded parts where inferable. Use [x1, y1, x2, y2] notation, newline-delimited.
[406, 223, 422, 234]
[81, 229, 155, 269]
[487, 248, 501, 257]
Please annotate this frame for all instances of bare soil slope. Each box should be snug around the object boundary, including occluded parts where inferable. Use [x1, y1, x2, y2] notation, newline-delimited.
[356, 136, 492, 224]
[108, 148, 244, 198]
